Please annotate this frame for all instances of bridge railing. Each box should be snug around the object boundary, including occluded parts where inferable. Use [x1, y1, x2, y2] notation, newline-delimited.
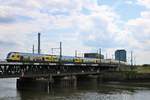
[0, 62, 119, 78]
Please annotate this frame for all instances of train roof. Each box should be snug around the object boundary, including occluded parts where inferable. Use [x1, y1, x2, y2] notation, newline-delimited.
[8, 52, 81, 58]
[9, 52, 53, 56]
[8, 52, 104, 59]
[62, 56, 76, 59]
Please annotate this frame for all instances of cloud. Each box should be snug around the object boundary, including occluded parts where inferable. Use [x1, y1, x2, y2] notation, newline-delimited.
[125, 11, 150, 50]
[0, 40, 17, 47]
[137, 0, 150, 9]
[0, 0, 93, 58]
[121, 4, 150, 64]
[124, 0, 134, 5]
[0, 1, 133, 52]
[0, 0, 149, 64]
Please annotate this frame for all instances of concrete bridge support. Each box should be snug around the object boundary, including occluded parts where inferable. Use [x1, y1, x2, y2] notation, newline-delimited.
[17, 75, 77, 92]
[77, 75, 99, 89]
[17, 77, 53, 92]
[16, 74, 105, 92]
[53, 76, 77, 88]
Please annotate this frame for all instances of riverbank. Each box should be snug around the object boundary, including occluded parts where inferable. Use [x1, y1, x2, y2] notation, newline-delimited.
[100, 65, 150, 83]
[134, 65, 150, 73]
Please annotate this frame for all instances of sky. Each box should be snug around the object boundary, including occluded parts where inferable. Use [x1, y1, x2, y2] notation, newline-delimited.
[0, 0, 149, 64]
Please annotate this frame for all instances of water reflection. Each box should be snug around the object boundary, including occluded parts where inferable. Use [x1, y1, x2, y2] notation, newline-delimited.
[18, 82, 150, 100]
[1, 79, 150, 100]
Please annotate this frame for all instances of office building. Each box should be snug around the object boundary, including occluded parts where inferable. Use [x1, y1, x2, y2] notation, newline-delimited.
[115, 49, 127, 62]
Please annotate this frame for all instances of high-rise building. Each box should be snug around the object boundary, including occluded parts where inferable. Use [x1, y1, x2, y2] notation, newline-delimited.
[115, 49, 127, 62]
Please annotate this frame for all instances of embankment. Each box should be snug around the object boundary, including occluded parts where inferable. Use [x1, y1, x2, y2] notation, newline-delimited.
[100, 71, 150, 82]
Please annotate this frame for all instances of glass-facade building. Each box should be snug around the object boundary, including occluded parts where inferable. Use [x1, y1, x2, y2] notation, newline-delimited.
[115, 50, 127, 62]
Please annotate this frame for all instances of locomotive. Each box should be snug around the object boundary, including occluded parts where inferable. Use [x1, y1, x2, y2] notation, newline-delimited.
[6, 52, 127, 65]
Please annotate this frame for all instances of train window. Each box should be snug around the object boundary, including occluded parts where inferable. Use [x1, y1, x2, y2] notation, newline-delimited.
[20, 56, 23, 60]
[46, 57, 49, 59]
[7, 53, 11, 58]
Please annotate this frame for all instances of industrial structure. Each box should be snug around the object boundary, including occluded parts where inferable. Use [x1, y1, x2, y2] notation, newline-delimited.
[38, 32, 41, 54]
[115, 49, 127, 62]
[84, 53, 104, 59]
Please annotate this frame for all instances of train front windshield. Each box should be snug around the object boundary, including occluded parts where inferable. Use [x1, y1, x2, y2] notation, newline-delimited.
[6, 53, 11, 59]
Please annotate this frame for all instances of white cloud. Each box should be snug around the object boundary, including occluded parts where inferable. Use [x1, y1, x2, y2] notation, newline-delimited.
[122, 6, 150, 64]
[0, 0, 99, 58]
[0, 0, 131, 55]
[135, 51, 150, 65]
[0, 0, 149, 64]
[137, 0, 150, 9]
[126, 11, 150, 42]
[125, 0, 134, 5]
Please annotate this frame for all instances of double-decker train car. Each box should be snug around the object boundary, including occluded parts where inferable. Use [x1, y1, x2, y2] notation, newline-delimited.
[6, 52, 127, 65]
[6, 52, 59, 62]
[83, 58, 97, 64]
[61, 56, 74, 63]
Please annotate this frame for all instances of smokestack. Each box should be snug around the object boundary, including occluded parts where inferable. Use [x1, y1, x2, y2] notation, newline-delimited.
[131, 51, 133, 66]
[59, 42, 62, 63]
[60, 42, 62, 58]
[38, 32, 41, 54]
[33, 44, 34, 54]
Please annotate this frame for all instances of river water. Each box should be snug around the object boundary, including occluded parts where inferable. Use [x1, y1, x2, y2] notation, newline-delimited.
[1, 78, 150, 100]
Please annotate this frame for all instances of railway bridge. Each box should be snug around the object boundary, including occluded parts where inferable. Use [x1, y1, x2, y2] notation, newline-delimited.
[0, 61, 124, 91]
[0, 61, 120, 78]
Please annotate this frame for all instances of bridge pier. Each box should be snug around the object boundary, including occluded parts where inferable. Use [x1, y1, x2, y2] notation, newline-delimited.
[17, 75, 77, 92]
[53, 76, 77, 88]
[16, 74, 106, 92]
[77, 75, 99, 89]
[17, 77, 53, 92]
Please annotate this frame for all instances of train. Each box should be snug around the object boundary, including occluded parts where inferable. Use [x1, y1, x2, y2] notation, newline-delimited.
[6, 52, 127, 65]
